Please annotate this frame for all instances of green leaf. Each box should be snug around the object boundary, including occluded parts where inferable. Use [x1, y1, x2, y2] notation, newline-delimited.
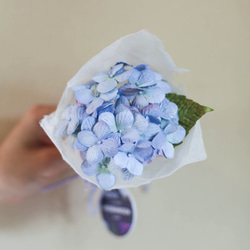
[165, 93, 213, 136]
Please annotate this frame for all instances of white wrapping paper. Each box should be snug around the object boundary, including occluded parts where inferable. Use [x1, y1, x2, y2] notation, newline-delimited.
[40, 30, 207, 189]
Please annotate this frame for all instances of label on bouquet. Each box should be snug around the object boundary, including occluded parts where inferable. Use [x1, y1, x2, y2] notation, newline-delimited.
[100, 189, 136, 236]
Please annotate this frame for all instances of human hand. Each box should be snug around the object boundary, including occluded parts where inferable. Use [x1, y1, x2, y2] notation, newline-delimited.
[0, 105, 73, 203]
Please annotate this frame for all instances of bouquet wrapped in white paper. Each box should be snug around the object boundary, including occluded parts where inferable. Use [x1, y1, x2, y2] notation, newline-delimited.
[40, 30, 212, 190]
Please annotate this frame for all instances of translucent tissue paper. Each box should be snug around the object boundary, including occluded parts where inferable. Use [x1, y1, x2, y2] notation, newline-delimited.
[40, 30, 209, 190]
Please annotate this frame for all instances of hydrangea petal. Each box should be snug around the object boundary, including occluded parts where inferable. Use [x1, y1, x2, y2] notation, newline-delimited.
[109, 63, 124, 77]
[144, 86, 165, 103]
[86, 145, 103, 164]
[162, 141, 174, 159]
[118, 143, 135, 153]
[142, 103, 161, 117]
[138, 69, 155, 86]
[97, 102, 114, 116]
[132, 94, 149, 110]
[93, 121, 111, 140]
[66, 118, 79, 135]
[77, 130, 98, 147]
[81, 116, 96, 131]
[115, 96, 130, 107]
[115, 70, 133, 82]
[133, 146, 154, 163]
[97, 78, 117, 93]
[116, 109, 134, 131]
[98, 112, 117, 132]
[166, 125, 186, 144]
[113, 152, 129, 168]
[121, 129, 139, 144]
[101, 138, 118, 157]
[120, 168, 134, 181]
[96, 172, 116, 190]
[86, 97, 104, 114]
[54, 119, 68, 137]
[133, 113, 148, 134]
[75, 139, 88, 151]
[127, 157, 143, 176]
[157, 80, 172, 94]
[74, 88, 94, 105]
[143, 122, 161, 139]
[118, 83, 138, 99]
[100, 88, 118, 101]
[152, 131, 166, 149]
[81, 161, 98, 176]
[160, 99, 178, 120]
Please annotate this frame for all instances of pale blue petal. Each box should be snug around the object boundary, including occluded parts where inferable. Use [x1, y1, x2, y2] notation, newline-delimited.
[121, 129, 139, 144]
[133, 146, 154, 163]
[129, 69, 141, 85]
[54, 119, 68, 137]
[118, 83, 138, 99]
[75, 139, 88, 151]
[144, 86, 165, 103]
[101, 138, 118, 157]
[76, 106, 87, 121]
[152, 131, 166, 149]
[93, 121, 111, 140]
[81, 116, 96, 131]
[138, 69, 155, 86]
[166, 125, 186, 144]
[134, 64, 149, 71]
[109, 63, 124, 77]
[132, 94, 149, 110]
[61, 105, 73, 120]
[100, 87, 118, 101]
[127, 157, 143, 176]
[154, 72, 162, 81]
[97, 78, 117, 93]
[116, 109, 134, 131]
[86, 145, 103, 164]
[97, 102, 114, 116]
[96, 172, 116, 190]
[98, 112, 117, 132]
[113, 152, 129, 168]
[86, 98, 104, 114]
[81, 161, 98, 176]
[77, 130, 98, 147]
[143, 122, 161, 139]
[115, 95, 130, 107]
[142, 103, 161, 117]
[160, 99, 178, 120]
[115, 70, 133, 82]
[136, 140, 151, 148]
[118, 143, 135, 153]
[133, 113, 148, 133]
[67, 118, 79, 135]
[74, 88, 93, 105]
[92, 71, 108, 83]
[115, 103, 131, 114]
[162, 141, 174, 159]
[157, 80, 172, 94]
[120, 168, 134, 181]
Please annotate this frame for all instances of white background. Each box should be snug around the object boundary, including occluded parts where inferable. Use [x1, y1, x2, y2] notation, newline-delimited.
[0, 1, 249, 249]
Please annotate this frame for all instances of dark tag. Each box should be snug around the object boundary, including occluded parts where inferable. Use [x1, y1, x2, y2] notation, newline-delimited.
[100, 189, 136, 236]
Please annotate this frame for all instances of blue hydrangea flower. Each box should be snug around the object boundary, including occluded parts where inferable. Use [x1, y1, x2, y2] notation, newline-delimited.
[81, 158, 116, 190]
[152, 124, 186, 158]
[119, 83, 165, 110]
[75, 121, 118, 164]
[114, 142, 154, 180]
[92, 62, 132, 93]
[55, 104, 86, 137]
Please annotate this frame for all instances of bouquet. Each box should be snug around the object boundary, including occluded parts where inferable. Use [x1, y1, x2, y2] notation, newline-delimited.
[40, 30, 212, 191]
